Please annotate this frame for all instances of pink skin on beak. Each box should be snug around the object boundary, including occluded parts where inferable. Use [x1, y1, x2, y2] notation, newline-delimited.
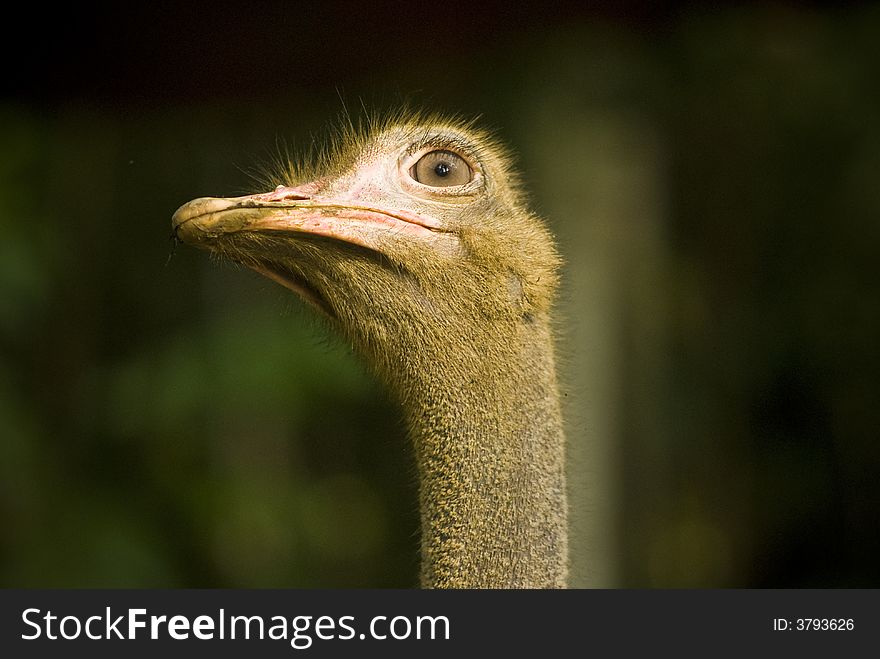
[171, 184, 442, 252]
[172, 183, 454, 308]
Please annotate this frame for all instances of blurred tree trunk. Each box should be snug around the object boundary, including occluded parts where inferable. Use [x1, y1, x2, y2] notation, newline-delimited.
[518, 29, 668, 587]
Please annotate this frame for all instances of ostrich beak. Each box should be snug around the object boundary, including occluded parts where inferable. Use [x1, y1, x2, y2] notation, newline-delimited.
[171, 185, 441, 253]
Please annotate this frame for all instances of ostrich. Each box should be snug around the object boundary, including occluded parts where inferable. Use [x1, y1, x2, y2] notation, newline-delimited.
[172, 113, 568, 588]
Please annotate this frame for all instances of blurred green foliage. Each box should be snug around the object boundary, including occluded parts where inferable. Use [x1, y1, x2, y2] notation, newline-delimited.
[1, 4, 878, 587]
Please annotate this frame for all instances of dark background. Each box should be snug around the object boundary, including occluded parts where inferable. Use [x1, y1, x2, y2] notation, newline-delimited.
[1, 2, 877, 587]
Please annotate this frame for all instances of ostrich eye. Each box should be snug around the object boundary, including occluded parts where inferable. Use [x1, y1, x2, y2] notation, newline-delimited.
[411, 150, 472, 187]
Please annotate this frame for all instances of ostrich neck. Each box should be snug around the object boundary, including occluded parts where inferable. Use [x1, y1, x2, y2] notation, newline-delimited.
[397, 316, 568, 588]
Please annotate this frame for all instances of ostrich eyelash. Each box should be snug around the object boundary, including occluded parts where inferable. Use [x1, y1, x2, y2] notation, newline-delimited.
[405, 133, 482, 165]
